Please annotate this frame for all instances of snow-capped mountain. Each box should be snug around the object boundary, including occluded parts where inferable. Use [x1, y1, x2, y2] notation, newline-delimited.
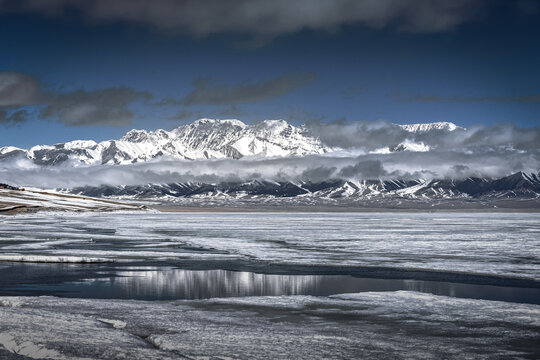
[69, 172, 540, 203]
[370, 138, 430, 154]
[1, 119, 330, 165]
[399, 121, 461, 133]
[0, 119, 460, 166]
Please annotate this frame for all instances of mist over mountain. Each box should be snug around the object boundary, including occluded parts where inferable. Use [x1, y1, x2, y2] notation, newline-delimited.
[68, 171, 540, 205]
[0, 119, 538, 200]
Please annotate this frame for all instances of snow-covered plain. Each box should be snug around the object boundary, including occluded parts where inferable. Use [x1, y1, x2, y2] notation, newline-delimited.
[0, 188, 144, 213]
[1, 211, 540, 359]
[0, 291, 538, 359]
[1, 212, 539, 280]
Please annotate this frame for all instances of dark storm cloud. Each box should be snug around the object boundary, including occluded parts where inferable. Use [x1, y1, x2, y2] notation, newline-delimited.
[40, 87, 152, 126]
[0, 0, 488, 35]
[0, 72, 46, 106]
[0, 109, 31, 125]
[161, 73, 316, 106]
[0, 71, 151, 126]
[411, 94, 540, 103]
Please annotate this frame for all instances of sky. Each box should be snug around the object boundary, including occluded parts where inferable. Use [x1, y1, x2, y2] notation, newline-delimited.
[0, 0, 540, 148]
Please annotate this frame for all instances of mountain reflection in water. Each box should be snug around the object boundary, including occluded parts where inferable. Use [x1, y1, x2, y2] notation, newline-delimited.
[91, 268, 334, 299]
[65, 268, 539, 304]
[2, 263, 538, 303]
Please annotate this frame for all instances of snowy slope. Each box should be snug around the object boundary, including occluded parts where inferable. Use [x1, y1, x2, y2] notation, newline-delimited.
[399, 121, 461, 132]
[68, 172, 540, 202]
[0, 187, 145, 213]
[1, 119, 331, 165]
[0, 119, 461, 166]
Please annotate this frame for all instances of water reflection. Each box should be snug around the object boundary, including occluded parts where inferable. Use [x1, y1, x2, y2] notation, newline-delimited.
[71, 268, 540, 303]
[97, 269, 326, 299]
[1, 264, 538, 304]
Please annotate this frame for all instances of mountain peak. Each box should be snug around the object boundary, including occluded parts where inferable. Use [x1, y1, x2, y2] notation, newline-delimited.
[0, 119, 463, 166]
[252, 119, 290, 134]
[191, 118, 246, 128]
[260, 119, 288, 127]
[400, 122, 461, 132]
[122, 129, 150, 142]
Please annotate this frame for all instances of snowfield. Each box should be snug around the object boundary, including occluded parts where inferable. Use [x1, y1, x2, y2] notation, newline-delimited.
[1, 211, 538, 359]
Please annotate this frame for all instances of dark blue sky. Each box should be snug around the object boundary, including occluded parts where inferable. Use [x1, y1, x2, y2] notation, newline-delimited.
[1, 0, 539, 147]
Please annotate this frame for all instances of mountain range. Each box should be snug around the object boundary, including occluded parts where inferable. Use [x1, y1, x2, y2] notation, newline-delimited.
[0, 119, 458, 165]
[68, 171, 540, 206]
[2, 119, 538, 205]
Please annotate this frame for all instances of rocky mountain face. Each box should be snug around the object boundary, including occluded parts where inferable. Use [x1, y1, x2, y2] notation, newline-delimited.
[69, 172, 540, 202]
[0, 119, 332, 165]
[0, 119, 460, 165]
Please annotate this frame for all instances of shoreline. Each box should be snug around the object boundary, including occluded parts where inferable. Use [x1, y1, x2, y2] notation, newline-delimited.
[152, 204, 540, 213]
[0, 188, 146, 214]
[1, 187, 539, 214]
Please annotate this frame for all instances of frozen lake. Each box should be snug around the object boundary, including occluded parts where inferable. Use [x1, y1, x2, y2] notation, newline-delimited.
[1, 263, 539, 304]
[1, 211, 539, 359]
[1, 291, 539, 359]
[1, 211, 539, 278]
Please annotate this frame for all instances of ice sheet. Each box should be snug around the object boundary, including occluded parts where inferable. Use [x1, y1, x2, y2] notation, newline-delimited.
[1, 212, 539, 280]
[0, 291, 538, 359]
[0, 254, 112, 263]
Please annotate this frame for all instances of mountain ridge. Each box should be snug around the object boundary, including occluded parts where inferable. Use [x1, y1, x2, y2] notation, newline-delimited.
[67, 171, 540, 203]
[0, 119, 460, 165]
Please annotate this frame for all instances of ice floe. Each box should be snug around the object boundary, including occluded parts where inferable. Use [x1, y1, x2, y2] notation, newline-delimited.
[0, 291, 538, 359]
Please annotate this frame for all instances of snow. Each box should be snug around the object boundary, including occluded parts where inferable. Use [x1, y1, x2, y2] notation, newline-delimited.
[400, 121, 461, 132]
[395, 179, 430, 195]
[213, 118, 247, 128]
[1, 212, 539, 280]
[0, 333, 67, 360]
[3, 118, 463, 166]
[370, 139, 430, 153]
[0, 208, 538, 358]
[191, 118, 246, 128]
[254, 119, 289, 132]
[63, 140, 98, 150]
[229, 136, 256, 154]
[0, 188, 144, 212]
[0, 254, 112, 263]
[97, 318, 127, 329]
[0, 291, 538, 359]
[400, 138, 430, 151]
[0, 146, 23, 155]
